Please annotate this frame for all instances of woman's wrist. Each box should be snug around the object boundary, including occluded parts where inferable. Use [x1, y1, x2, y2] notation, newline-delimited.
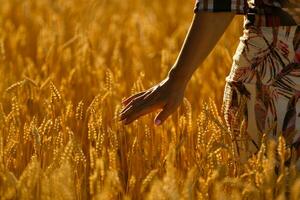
[167, 66, 190, 89]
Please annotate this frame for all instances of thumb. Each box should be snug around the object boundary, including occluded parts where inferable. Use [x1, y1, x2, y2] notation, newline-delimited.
[154, 103, 175, 126]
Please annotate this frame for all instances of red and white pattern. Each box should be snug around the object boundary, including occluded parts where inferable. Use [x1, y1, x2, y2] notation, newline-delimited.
[193, 0, 300, 164]
[222, 25, 300, 160]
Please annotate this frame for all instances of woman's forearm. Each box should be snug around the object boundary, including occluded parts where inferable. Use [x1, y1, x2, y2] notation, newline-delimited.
[168, 12, 235, 86]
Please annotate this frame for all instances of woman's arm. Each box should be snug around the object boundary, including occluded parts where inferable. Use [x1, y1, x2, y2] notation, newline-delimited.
[120, 12, 235, 125]
[168, 11, 235, 87]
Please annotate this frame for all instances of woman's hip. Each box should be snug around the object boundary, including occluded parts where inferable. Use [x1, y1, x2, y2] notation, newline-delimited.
[226, 25, 300, 85]
[222, 24, 300, 157]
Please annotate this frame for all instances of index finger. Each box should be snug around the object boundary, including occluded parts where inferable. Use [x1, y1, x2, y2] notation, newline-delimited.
[122, 91, 146, 105]
[122, 102, 162, 125]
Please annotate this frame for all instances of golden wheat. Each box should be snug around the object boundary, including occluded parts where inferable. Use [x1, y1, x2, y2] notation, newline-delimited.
[0, 0, 300, 199]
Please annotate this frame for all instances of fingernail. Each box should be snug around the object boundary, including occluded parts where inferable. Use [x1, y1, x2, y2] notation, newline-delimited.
[155, 119, 161, 126]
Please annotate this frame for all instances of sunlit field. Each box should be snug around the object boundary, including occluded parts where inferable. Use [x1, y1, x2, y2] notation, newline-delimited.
[1, 0, 300, 199]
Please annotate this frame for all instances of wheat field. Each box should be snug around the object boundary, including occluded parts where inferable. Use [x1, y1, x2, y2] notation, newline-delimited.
[0, 0, 300, 199]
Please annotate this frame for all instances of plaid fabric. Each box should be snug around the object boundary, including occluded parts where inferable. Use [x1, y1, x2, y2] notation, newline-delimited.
[194, 0, 300, 26]
[193, 0, 247, 14]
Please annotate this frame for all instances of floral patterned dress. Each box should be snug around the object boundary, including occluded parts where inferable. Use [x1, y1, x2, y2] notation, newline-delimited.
[194, 0, 300, 161]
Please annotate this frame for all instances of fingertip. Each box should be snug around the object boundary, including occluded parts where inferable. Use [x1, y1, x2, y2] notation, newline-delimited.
[122, 98, 130, 105]
[154, 118, 162, 126]
[119, 114, 127, 121]
[154, 109, 171, 126]
[122, 96, 133, 105]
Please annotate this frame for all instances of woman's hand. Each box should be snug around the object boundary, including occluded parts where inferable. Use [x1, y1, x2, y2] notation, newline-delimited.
[119, 12, 235, 126]
[119, 77, 186, 125]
